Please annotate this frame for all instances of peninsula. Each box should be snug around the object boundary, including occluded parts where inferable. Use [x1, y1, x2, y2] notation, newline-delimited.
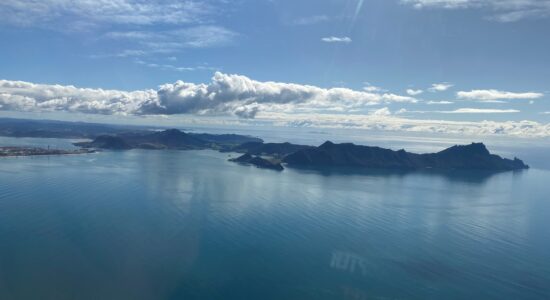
[0, 118, 529, 171]
[0, 146, 95, 157]
[74, 128, 529, 172]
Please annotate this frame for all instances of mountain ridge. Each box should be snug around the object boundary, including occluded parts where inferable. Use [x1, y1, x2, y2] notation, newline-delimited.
[283, 141, 528, 171]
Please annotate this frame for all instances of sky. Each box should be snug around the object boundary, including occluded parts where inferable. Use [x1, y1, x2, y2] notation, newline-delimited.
[0, 0, 549, 139]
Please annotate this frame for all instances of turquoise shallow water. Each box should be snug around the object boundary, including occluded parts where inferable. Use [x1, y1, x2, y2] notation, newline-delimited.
[1, 138, 549, 300]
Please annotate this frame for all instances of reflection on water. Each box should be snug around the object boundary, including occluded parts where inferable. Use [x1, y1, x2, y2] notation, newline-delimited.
[0, 140, 549, 300]
[286, 164, 523, 185]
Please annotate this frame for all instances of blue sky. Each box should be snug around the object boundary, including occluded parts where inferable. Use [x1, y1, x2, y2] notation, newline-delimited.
[0, 0, 549, 137]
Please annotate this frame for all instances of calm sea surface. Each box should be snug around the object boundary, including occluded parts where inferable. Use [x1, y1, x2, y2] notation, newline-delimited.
[1, 137, 549, 300]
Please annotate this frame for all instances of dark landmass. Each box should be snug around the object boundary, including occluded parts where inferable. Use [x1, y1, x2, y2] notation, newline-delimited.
[283, 141, 528, 171]
[229, 153, 284, 171]
[0, 118, 529, 172]
[75, 129, 261, 150]
[0, 146, 95, 157]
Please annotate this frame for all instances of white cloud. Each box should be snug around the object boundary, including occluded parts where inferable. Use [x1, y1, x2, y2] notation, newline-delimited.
[402, 0, 472, 9]
[439, 108, 520, 114]
[0, 80, 157, 115]
[364, 86, 382, 92]
[371, 107, 392, 116]
[2, 76, 550, 137]
[396, 108, 408, 114]
[4, 73, 549, 137]
[406, 89, 423, 96]
[457, 89, 544, 101]
[428, 83, 454, 92]
[427, 100, 454, 105]
[363, 83, 386, 93]
[401, 0, 550, 22]
[321, 36, 352, 43]
[0, 72, 417, 118]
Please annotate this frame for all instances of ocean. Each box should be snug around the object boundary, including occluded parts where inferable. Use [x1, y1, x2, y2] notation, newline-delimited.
[0, 137, 549, 299]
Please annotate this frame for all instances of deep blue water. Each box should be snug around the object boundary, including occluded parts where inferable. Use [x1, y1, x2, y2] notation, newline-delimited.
[1, 138, 549, 300]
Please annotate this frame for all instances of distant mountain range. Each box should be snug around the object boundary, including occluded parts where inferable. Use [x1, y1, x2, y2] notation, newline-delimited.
[75, 129, 262, 150]
[0, 118, 529, 172]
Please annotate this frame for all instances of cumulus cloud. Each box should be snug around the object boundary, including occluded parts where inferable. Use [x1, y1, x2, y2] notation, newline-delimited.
[428, 83, 454, 92]
[371, 107, 392, 116]
[3, 73, 548, 137]
[406, 89, 423, 96]
[457, 89, 544, 101]
[0, 72, 417, 118]
[2, 75, 550, 137]
[321, 36, 352, 43]
[0, 80, 157, 115]
[401, 0, 550, 22]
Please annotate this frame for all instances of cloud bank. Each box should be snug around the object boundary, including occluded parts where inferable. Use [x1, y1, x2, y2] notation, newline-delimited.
[262, 111, 550, 138]
[2, 73, 549, 137]
[0, 73, 416, 118]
